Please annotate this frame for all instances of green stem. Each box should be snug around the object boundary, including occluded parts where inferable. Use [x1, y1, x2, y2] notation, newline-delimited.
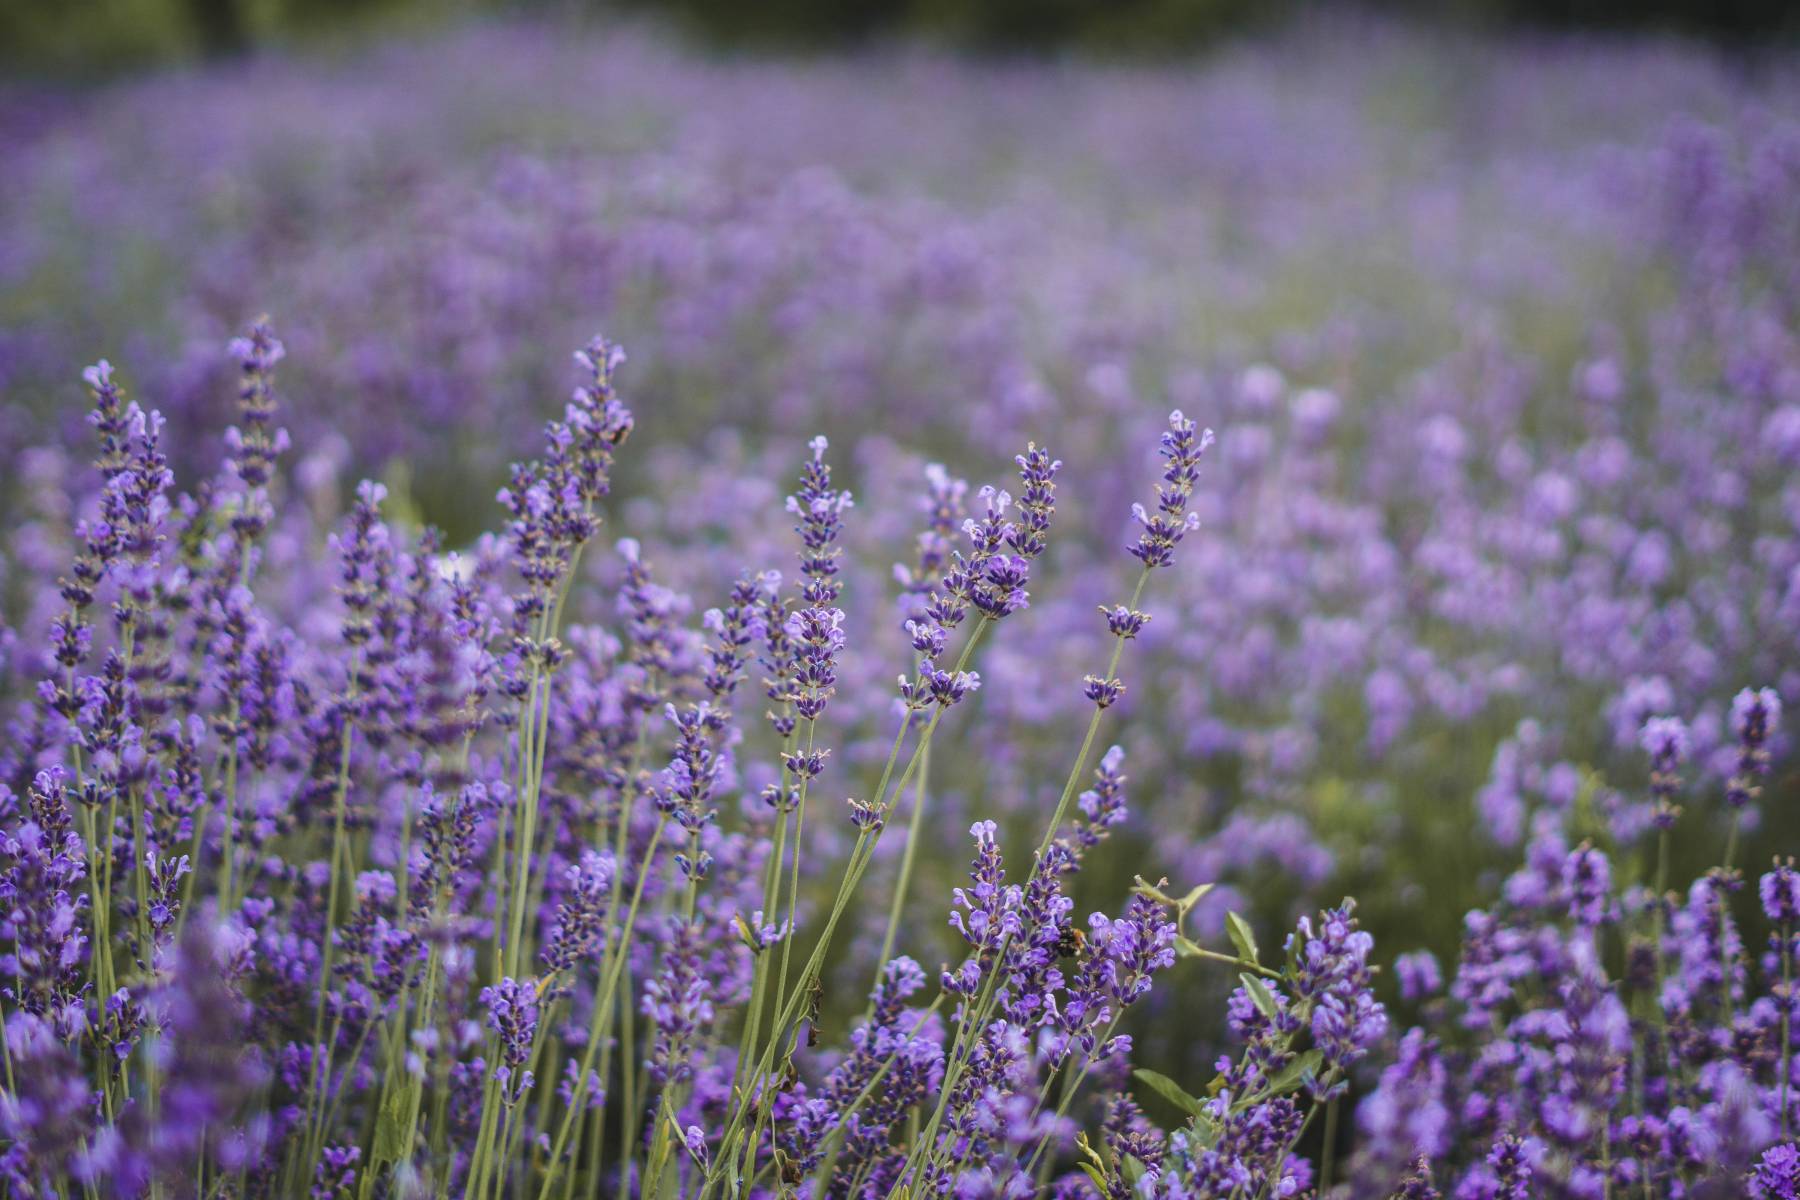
[503, 529, 588, 982]
[494, 1103, 519, 1200]
[1320, 1094, 1340, 1193]
[502, 667, 547, 980]
[905, 572, 1149, 1193]
[1187, 946, 1282, 978]
[299, 663, 362, 1192]
[313, 1016, 379, 1159]
[536, 817, 668, 1200]
[702, 828, 885, 1194]
[704, 613, 995, 1200]
[554, 705, 659, 1200]
[772, 718, 820, 1022]
[1021, 1015, 1122, 1180]
[714, 680, 965, 1195]
[1782, 920, 1792, 1139]
[461, 1058, 503, 1200]
[618, 961, 643, 1187]
[728, 802, 791, 1185]
[174, 795, 211, 942]
[217, 702, 241, 911]
[872, 742, 930, 995]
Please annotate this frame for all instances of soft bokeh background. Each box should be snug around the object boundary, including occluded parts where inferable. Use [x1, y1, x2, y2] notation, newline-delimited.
[3, 0, 1798, 1135]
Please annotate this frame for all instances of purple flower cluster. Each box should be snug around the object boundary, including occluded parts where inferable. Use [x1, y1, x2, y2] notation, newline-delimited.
[0, 317, 1341, 1197]
[1348, 693, 1795, 1199]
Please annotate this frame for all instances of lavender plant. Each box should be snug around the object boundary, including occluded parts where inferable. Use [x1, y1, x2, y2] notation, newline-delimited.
[0, 325, 1411, 1199]
[7, 26, 1797, 1000]
[2, 19, 1799, 1197]
[1352, 690, 1795, 1198]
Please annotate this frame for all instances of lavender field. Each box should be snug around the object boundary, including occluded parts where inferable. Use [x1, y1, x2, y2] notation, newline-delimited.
[1, 16, 1798, 1199]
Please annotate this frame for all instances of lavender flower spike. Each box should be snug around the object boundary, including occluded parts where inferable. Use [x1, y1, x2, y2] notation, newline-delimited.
[1128, 410, 1214, 569]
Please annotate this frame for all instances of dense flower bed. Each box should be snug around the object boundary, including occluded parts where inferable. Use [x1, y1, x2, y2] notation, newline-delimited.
[0, 316, 1790, 1198]
[0, 17, 1797, 1199]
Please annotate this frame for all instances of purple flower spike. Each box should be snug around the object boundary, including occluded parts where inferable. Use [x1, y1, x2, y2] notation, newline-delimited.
[1128, 410, 1213, 570]
[1728, 685, 1782, 809]
[481, 977, 541, 1105]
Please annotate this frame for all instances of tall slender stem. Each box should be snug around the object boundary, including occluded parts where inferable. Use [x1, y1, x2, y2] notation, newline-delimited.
[708, 620, 992, 1197]
[1782, 919, 1793, 1139]
[1320, 1094, 1341, 1193]
[903, 571, 1149, 1193]
[872, 743, 930, 994]
[536, 817, 669, 1200]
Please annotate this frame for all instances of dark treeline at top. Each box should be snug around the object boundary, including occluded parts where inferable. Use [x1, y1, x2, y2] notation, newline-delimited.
[621, 0, 1800, 51]
[4, 0, 1797, 76]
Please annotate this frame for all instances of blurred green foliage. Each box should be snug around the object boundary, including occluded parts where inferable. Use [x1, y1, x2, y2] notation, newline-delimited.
[622, 0, 1267, 53]
[0, 0, 466, 75]
[5, 0, 1794, 76]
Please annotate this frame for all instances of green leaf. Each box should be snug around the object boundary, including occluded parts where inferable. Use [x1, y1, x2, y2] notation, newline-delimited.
[1120, 1155, 1146, 1186]
[1240, 972, 1278, 1018]
[1133, 1067, 1206, 1118]
[1225, 911, 1260, 965]
[1077, 1163, 1111, 1194]
[1174, 934, 1205, 958]
[1134, 876, 1217, 927]
[1267, 1049, 1325, 1096]
[370, 1077, 414, 1164]
[1174, 882, 1216, 915]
